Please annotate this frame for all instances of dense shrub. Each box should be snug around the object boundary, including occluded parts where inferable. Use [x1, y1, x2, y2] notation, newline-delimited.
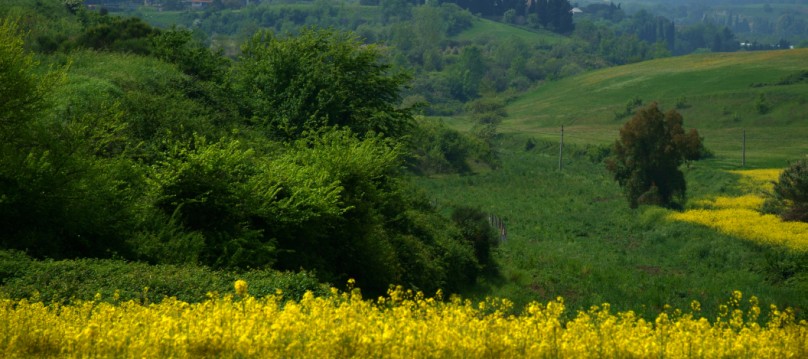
[766, 158, 808, 222]
[450, 206, 499, 269]
[0, 20, 138, 258]
[0, 251, 327, 304]
[408, 119, 494, 174]
[233, 28, 414, 140]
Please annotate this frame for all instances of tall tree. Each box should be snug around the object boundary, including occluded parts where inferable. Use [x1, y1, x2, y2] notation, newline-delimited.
[606, 103, 703, 209]
[533, 0, 574, 34]
[449, 45, 487, 101]
[549, 0, 574, 34]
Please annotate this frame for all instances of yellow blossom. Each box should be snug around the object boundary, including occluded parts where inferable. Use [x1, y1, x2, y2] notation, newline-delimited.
[0, 287, 805, 358]
[668, 169, 808, 251]
[234, 280, 248, 297]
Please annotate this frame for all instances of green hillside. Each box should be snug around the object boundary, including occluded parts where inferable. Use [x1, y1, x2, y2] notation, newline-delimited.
[504, 49, 808, 168]
[420, 49, 808, 320]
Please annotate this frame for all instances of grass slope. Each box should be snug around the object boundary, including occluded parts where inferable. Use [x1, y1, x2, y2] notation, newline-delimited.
[505, 49, 808, 168]
[417, 139, 807, 321]
[423, 49, 808, 320]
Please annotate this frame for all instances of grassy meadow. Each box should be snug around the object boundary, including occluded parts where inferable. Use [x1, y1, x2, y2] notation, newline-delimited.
[419, 49, 808, 320]
[504, 49, 808, 168]
[416, 141, 807, 321]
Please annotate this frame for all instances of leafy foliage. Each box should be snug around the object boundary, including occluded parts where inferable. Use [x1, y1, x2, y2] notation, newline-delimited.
[407, 117, 498, 175]
[606, 103, 703, 209]
[533, 0, 575, 34]
[73, 15, 157, 55]
[0, 19, 56, 139]
[267, 131, 481, 294]
[450, 206, 499, 269]
[766, 158, 808, 222]
[234, 28, 414, 140]
[0, 251, 327, 303]
[0, 19, 137, 258]
[151, 27, 229, 82]
[0, 9, 483, 297]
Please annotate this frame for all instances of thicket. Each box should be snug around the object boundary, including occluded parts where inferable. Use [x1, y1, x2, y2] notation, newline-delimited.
[765, 158, 808, 223]
[0, 250, 327, 303]
[0, 5, 499, 296]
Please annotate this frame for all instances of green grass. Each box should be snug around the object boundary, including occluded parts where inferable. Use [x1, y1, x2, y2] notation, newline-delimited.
[503, 49, 808, 168]
[416, 138, 807, 320]
[420, 49, 808, 320]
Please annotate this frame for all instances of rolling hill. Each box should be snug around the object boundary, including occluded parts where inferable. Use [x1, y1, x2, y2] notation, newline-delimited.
[503, 48, 808, 167]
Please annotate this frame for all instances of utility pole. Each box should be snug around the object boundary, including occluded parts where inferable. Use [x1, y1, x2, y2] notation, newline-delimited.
[558, 125, 564, 171]
[742, 129, 746, 167]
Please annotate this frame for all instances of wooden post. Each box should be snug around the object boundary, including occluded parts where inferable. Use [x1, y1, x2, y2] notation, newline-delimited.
[742, 129, 746, 167]
[559, 125, 564, 171]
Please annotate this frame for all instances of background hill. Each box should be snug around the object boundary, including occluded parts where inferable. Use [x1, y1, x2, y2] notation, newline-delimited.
[503, 48, 808, 168]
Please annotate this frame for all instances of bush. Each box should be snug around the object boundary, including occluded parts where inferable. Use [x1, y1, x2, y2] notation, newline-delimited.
[450, 206, 499, 269]
[408, 120, 489, 174]
[0, 252, 328, 304]
[675, 96, 690, 109]
[233, 28, 414, 140]
[614, 96, 643, 120]
[755, 93, 770, 114]
[766, 158, 808, 222]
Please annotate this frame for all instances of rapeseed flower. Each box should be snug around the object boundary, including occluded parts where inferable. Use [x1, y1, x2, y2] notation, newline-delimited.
[0, 287, 805, 358]
[235, 279, 248, 297]
[669, 169, 808, 251]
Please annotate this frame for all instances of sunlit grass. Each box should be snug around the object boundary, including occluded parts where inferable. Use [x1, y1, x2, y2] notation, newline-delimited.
[501, 49, 808, 166]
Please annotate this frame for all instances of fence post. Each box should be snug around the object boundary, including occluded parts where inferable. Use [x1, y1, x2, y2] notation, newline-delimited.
[559, 125, 564, 171]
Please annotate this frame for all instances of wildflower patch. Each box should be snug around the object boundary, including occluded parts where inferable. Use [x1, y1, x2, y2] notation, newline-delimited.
[0, 285, 806, 358]
[669, 169, 808, 252]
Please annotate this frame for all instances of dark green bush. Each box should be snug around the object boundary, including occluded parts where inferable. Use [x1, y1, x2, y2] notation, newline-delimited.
[450, 206, 499, 269]
[0, 252, 327, 304]
[765, 158, 808, 222]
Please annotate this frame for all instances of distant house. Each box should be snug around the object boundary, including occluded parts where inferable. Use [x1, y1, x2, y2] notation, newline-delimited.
[188, 0, 213, 9]
[570, 8, 583, 14]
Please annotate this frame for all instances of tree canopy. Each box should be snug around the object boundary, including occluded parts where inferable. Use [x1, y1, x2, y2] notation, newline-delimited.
[606, 103, 703, 209]
[234, 28, 414, 141]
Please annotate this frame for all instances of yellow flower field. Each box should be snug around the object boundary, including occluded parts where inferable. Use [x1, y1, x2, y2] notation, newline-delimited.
[1, 285, 806, 358]
[668, 169, 808, 251]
